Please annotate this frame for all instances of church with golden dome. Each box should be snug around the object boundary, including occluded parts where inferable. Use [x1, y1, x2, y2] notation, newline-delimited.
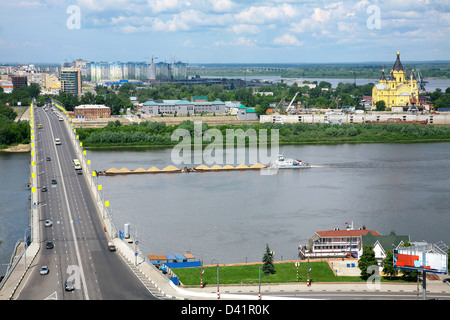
[371, 52, 419, 109]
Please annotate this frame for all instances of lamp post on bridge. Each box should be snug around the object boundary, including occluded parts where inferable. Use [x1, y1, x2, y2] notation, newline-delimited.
[211, 259, 219, 299]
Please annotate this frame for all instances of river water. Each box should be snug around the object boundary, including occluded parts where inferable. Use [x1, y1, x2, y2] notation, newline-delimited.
[88, 143, 450, 264]
[0, 152, 30, 275]
[1, 143, 449, 269]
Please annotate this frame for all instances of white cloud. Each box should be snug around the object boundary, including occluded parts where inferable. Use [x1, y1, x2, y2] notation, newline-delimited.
[210, 0, 236, 12]
[214, 36, 257, 47]
[273, 33, 303, 47]
[337, 21, 357, 33]
[231, 24, 260, 35]
[234, 3, 299, 25]
[183, 39, 195, 47]
[312, 8, 331, 22]
[18, 1, 45, 7]
[151, 16, 190, 32]
[77, 0, 135, 12]
[148, 0, 181, 14]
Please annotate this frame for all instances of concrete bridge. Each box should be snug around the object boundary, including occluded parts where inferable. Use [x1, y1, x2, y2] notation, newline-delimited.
[0, 103, 175, 300]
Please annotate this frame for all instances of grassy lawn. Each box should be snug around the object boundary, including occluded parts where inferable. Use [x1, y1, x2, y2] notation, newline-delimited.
[174, 261, 364, 286]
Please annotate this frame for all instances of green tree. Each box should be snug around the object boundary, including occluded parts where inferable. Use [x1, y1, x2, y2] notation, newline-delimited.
[375, 100, 386, 111]
[448, 248, 450, 275]
[434, 93, 450, 110]
[262, 244, 275, 275]
[27, 83, 41, 99]
[255, 100, 270, 116]
[381, 250, 397, 279]
[0, 104, 18, 121]
[358, 245, 378, 280]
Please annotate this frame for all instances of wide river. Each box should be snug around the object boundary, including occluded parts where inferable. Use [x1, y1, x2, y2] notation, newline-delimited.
[1, 142, 449, 271]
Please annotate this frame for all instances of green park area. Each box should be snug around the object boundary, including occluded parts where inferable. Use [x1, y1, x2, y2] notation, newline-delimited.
[174, 261, 363, 287]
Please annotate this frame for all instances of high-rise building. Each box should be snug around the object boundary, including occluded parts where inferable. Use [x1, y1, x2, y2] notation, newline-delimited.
[60, 69, 82, 94]
[156, 62, 171, 80]
[87, 60, 187, 82]
[171, 62, 188, 80]
[148, 62, 156, 80]
[44, 74, 61, 94]
[11, 75, 28, 89]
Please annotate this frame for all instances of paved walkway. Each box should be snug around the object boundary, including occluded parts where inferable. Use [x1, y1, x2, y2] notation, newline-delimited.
[0, 243, 40, 300]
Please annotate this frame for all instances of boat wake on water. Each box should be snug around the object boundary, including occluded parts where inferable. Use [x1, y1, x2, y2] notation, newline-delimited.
[319, 162, 399, 169]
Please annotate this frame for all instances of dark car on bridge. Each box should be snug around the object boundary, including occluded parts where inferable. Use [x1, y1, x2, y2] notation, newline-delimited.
[65, 278, 75, 291]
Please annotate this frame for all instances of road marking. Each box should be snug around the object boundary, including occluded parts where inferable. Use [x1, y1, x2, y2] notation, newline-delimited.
[43, 110, 90, 300]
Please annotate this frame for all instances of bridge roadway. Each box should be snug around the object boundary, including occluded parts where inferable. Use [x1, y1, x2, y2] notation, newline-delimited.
[10, 106, 161, 300]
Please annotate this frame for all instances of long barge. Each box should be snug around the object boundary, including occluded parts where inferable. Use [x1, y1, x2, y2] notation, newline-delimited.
[96, 163, 269, 175]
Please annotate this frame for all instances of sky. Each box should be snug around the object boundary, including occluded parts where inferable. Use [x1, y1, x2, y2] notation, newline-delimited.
[0, 0, 449, 64]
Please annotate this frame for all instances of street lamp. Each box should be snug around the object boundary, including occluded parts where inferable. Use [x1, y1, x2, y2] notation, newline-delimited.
[258, 265, 262, 300]
[23, 227, 30, 269]
[128, 223, 139, 265]
[211, 259, 219, 299]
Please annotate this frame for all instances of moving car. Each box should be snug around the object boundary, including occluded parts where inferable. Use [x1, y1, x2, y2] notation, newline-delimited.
[46, 157, 51, 161]
[108, 242, 116, 252]
[51, 179, 57, 184]
[40, 266, 49, 275]
[65, 278, 75, 291]
[45, 220, 52, 227]
[46, 241, 54, 249]
[42, 186, 47, 192]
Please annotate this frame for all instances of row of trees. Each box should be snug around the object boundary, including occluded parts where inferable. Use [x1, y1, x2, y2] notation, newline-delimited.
[77, 120, 450, 147]
[432, 88, 450, 110]
[0, 83, 41, 107]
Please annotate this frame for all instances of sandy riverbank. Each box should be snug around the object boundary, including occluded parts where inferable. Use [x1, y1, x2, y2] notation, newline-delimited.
[0, 144, 30, 153]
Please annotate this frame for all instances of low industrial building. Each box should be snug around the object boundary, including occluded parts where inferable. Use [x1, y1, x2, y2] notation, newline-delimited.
[74, 104, 111, 119]
[142, 99, 226, 116]
[260, 112, 450, 125]
[237, 105, 258, 120]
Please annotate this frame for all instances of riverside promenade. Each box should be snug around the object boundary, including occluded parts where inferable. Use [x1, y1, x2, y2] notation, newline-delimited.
[112, 240, 450, 300]
[2, 229, 449, 300]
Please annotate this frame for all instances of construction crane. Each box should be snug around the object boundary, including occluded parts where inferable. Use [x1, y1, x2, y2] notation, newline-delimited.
[286, 92, 299, 114]
[415, 68, 427, 92]
[144, 55, 158, 63]
[274, 95, 285, 114]
[407, 69, 419, 114]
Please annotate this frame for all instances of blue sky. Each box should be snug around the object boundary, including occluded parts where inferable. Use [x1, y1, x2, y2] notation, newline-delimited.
[1, 0, 449, 64]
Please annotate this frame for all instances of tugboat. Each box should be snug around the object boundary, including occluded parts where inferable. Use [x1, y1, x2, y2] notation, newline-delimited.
[271, 154, 311, 169]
